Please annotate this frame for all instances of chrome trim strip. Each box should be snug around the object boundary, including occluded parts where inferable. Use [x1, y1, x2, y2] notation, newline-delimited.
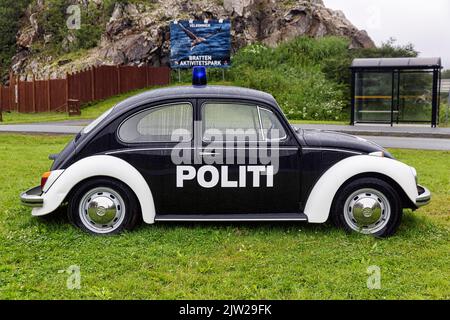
[20, 186, 44, 208]
[154, 218, 308, 222]
[416, 185, 431, 207]
[302, 147, 363, 155]
[106, 147, 299, 155]
[257, 106, 265, 141]
[258, 106, 288, 142]
[107, 146, 360, 155]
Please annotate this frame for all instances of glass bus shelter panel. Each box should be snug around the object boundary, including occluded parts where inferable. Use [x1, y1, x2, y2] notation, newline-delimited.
[355, 72, 393, 123]
[397, 72, 433, 123]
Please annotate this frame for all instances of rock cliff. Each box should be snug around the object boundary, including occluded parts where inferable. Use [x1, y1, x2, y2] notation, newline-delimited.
[11, 0, 375, 79]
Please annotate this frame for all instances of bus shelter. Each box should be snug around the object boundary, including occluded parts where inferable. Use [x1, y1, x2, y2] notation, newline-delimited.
[350, 57, 442, 127]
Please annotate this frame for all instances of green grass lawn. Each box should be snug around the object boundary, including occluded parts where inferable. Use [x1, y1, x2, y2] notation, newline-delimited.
[0, 134, 448, 299]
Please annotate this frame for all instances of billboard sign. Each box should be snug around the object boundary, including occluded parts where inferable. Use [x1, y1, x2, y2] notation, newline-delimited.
[170, 19, 231, 69]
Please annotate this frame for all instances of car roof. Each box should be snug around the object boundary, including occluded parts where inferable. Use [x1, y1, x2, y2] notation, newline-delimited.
[111, 85, 278, 115]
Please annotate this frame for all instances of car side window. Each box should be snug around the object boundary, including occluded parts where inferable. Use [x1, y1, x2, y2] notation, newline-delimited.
[202, 103, 261, 141]
[118, 103, 193, 143]
[259, 108, 287, 141]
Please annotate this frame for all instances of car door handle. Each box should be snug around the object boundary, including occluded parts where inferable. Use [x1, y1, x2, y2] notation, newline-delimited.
[199, 151, 221, 156]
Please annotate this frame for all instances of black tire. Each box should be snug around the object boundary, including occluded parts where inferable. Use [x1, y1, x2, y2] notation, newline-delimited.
[68, 178, 141, 235]
[331, 177, 403, 238]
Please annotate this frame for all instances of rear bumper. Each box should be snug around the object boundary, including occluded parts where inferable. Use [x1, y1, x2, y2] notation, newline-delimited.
[416, 185, 431, 207]
[20, 186, 44, 207]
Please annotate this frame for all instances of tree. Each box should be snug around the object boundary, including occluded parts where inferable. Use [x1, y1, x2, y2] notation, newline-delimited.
[355, 37, 418, 59]
[37, 0, 68, 46]
[0, 0, 31, 82]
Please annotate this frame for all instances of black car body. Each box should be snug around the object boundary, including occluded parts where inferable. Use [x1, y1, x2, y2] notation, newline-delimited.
[21, 85, 431, 237]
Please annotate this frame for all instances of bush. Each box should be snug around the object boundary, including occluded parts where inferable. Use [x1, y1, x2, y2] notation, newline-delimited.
[440, 93, 450, 126]
[229, 37, 350, 120]
[228, 37, 418, 121]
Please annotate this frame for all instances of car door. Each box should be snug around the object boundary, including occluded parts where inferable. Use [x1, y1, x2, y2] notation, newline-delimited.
[113, 99, 199, 214]
[193, 99, 302, 214]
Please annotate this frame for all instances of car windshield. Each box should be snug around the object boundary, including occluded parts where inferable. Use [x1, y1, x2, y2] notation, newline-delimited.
[82, 108, 113, 134]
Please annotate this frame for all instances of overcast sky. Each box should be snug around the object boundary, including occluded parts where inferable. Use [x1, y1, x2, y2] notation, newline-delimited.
[323, 0, 450, 69]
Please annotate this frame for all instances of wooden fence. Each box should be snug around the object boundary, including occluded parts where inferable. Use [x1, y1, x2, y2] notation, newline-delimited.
[0, 65, 170, 116]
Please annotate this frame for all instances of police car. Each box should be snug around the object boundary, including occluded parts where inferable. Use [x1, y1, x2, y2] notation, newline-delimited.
[20, 67, 431, 237]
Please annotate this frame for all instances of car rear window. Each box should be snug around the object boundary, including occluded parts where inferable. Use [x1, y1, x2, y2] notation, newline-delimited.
[118, 103, 193, 143]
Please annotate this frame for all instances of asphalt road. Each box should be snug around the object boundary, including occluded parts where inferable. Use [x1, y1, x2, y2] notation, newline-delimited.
[0, 124, 83, 134]
[357, 135, 450, 151]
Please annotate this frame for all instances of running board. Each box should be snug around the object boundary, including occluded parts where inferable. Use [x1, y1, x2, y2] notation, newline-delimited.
[154, 213, 308, 222]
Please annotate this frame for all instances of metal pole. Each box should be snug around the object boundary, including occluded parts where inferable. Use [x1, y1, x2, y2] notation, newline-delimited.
[446, 89, 449, 125]
[390, 71, 395, 127]
[178, 69, 181, 82]
[222, 69, 225, 82]
[437, 68, 442, 126]
[396, 70, 401, 124]
[431, 69, 439, 128]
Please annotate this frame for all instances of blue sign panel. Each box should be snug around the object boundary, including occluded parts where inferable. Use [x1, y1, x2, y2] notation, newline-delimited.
[170, 19, 231, 69]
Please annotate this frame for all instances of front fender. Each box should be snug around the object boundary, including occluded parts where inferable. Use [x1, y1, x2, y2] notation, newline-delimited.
[304, 155, 418, 223]
[32, 155, 156, 224]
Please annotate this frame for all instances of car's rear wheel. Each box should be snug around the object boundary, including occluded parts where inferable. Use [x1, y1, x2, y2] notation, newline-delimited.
[331, 178, 403, 238]
[68, 178, 141, 235]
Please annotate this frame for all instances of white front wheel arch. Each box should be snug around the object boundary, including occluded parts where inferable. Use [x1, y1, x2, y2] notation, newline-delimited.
[303, 155, 418, 224]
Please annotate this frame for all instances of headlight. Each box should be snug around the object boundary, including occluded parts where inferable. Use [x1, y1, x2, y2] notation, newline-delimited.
[369, 151, 384, 157]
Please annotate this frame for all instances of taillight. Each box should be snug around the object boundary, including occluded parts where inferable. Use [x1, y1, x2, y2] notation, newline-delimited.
[40, 171, 51, 189]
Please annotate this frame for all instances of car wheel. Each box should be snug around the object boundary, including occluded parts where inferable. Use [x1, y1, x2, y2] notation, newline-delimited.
[68, 178, 141, 235]
[331, 178, 403, 238]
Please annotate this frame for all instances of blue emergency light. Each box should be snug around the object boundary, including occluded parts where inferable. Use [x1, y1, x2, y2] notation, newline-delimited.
[192, 66, 207, 86]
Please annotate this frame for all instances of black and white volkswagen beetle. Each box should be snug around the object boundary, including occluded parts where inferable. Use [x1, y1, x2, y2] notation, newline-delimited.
[20, 69, 431, 237]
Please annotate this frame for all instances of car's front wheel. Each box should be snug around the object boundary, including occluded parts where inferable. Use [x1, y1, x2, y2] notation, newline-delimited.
[68, 178, 141, 235]
[331, 177, 403, 238]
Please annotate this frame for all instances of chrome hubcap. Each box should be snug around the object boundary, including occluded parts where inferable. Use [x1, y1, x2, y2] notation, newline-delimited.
[79, 187, 125, 233]
[344, 188, 391, 234]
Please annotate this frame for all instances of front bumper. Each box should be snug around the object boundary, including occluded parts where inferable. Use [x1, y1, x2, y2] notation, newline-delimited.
[416, 185, 431, 207]
[20, 186, 44, 207]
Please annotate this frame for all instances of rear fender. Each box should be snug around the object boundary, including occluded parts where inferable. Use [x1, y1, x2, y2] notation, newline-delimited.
[32, 155, 156, 224]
